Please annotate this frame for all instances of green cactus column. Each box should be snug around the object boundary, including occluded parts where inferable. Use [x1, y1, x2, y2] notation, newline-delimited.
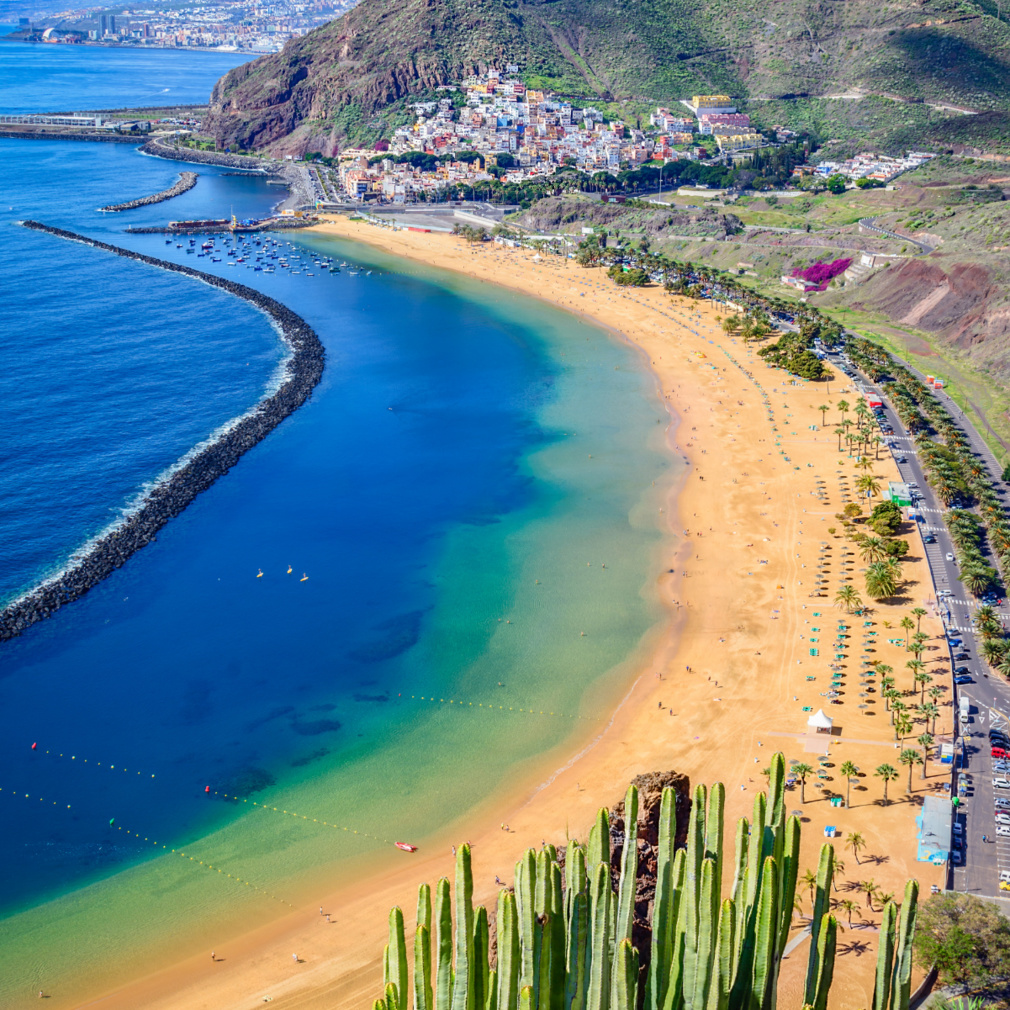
[645, 787, 677, 1010]
[415, 924, 434, 1010]
[451, 844, 475, 1010]
[890, 880, 918, 1010]
[613, 939, 639, 1010]
[388, 906, 408, 1010]
[803, 844, 834, 1007]
[435, 878, 453, 1010]
[587, 861, 612, 1010]
[872, 901, 896, 1010]
[497, 890, 520, 1010]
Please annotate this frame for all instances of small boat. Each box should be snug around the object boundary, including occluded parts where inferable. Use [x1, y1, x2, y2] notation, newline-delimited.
[395, 842, 418, 853]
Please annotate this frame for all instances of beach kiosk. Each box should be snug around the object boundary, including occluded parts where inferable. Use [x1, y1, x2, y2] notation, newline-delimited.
[885, 481, 912, 507]
[807, 709, 834, 734]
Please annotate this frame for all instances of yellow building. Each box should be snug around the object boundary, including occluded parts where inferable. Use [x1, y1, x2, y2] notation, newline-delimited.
[691, 94, 732, 109]
[716, 132, 763, 152]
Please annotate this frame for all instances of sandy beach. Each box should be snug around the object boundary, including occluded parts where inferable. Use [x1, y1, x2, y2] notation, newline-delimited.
[74, 216, 952, 1010]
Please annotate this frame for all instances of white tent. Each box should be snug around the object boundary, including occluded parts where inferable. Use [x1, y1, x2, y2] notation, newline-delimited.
[807, 709, 834, 733]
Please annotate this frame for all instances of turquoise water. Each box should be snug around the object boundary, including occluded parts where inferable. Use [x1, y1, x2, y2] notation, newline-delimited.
[0, 45, 676, 1008]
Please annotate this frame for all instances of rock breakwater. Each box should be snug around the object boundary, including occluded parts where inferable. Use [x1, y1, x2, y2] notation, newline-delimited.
[140, 138, 272, 172]
[99, 171, 198, 212]
[2, 221, 326, 644]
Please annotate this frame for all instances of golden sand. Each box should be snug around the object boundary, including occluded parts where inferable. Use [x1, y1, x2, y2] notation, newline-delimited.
[77, 217, 951, 1010]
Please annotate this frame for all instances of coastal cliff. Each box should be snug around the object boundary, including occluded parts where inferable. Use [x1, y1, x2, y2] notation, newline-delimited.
[205, 0, 1010, 155]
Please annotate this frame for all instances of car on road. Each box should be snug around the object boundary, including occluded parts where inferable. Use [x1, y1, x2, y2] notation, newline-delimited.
[896, 456, 907, 463]
[924, 533, 936, 543]
[994, 777, 1010, 789]
[955, 675, 973, 684]
[946, 553, 956, 562]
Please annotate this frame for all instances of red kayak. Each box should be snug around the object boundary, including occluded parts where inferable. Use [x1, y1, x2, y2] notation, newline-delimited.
[395, 842, 418, 853]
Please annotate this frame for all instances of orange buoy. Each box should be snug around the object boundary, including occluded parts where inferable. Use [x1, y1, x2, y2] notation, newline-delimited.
[31, 742, 37, 750]
[205, 786, 210, 793]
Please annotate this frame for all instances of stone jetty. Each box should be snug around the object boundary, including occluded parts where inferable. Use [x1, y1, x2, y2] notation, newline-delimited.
[141, 138, 271, 172]
[99, 171, 198, 212]
[1, 222, 326, 644]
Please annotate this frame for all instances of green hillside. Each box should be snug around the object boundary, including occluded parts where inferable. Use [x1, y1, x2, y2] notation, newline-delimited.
[206, 0, 1010, 152]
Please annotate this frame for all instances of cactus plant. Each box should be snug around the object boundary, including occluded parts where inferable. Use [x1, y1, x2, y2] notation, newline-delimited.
[890, 880, 918, 1010]
[872, 901, 896, 1010]
[368, 756, 918, 1010]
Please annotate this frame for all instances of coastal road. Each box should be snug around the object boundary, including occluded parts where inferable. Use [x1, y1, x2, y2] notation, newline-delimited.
[826, 349, 1010, 899]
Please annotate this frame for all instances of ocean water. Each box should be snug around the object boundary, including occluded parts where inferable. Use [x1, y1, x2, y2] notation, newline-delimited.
[0, 31, 251, 111]
[0, 46, 677, 1008]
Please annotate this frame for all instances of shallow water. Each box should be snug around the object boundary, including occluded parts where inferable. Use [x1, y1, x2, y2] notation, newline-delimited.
[0, 49, 677, 1007]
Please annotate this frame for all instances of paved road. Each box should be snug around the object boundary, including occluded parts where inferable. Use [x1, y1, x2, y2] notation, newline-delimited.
[858, 216, 935, 255]
[826, 349, 1010, 898]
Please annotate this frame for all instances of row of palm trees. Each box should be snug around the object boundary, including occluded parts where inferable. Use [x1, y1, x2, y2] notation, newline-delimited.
[847, 335, 1010, 599]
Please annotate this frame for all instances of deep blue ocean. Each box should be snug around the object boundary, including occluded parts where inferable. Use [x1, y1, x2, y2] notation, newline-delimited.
[0, 37, 672, 1006]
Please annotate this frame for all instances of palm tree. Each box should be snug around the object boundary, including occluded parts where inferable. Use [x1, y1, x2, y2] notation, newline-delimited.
[872, 435, 884, 460]
[905, 658, 924, 693]
[915, 670, 933, 704]
[918, 732, 934, 778]
[801, 868, 818, 908]
[997, 653, 1010, 682]
[900, 616, 914, 647]
[876, 891, 895, 907]
[912, 606, 927, 633]
[832, 857, 846, 890]
[982, 637, 1007, 669]
[859, 537, 890, 563]
[793, 762, 814, 803]
[861, 878, 878, 910]
[927, 685, 943, 705]
[840, 760, 859, 808]
[866, 561, 899, 599]
[875, 763, 899, 804]
[975, 605, 999, 637]
[855, 454, 874, 473]
[899, 748, 918, 792]
[963, 566, 994, 598]
[837, 399, 850, 424]
[834, 427, 846, 452]
[856, 474, 882, 498]
[834, 584, 862, 612]
[818, 404, 831, 426]
[895, 714, 913, 742]
[845, 830, 866, 865]
[836, 897, 860, 926]
[921, 701, 940, 735]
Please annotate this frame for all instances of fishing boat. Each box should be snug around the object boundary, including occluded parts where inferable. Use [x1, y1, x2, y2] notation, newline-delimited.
[395, 842, 418, 853]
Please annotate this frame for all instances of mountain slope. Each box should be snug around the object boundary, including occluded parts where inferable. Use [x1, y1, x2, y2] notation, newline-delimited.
[206, 0, 1010, 153]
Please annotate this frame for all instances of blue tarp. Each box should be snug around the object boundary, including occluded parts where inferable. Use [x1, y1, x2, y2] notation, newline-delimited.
[917, 795, 952, 864]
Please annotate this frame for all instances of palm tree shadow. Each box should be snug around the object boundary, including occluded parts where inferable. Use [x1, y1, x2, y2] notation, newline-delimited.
[864, 854, 890, 865]
[837, 940, 872, 956]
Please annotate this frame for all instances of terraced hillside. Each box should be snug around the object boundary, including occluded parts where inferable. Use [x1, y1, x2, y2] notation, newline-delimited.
[206, 0, 1010, 153]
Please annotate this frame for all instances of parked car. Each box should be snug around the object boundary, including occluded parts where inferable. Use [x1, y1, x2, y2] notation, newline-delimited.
[996, 798, 1010, 809]
[994, 777, 1010, 789]
[955, 675, 973, 684]
[996, 812, 1010, 825]
[955, 667, 972, 676]
[955, 652, 971, 661]
[997, 825, 1010, 837]
[992, 748, 1008, 760]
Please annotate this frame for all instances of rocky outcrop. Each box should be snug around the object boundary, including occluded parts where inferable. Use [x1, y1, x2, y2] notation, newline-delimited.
[1, 222, 325, 644]
[140, 138, 272, 171]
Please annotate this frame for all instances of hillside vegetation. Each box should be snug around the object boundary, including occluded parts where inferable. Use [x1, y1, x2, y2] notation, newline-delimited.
[206, 0, 1010, 153]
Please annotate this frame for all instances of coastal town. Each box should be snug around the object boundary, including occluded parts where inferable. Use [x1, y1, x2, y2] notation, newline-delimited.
[324, 71, 937, 203]
[4, 0, 352, 52]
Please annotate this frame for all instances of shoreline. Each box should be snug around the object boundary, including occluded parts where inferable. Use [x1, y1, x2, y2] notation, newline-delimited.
[56, 216, 951, 1010]
[0, 222, 324, 642]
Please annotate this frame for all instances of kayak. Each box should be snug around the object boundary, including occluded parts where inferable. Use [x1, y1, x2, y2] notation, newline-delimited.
[395, 842, 418, 853]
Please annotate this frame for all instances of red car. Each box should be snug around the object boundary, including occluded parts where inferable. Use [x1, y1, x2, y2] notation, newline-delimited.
[993, 747, 1008, 759]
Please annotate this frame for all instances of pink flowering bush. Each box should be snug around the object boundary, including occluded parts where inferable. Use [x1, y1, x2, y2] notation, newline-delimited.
[792, 258, 852, 291]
